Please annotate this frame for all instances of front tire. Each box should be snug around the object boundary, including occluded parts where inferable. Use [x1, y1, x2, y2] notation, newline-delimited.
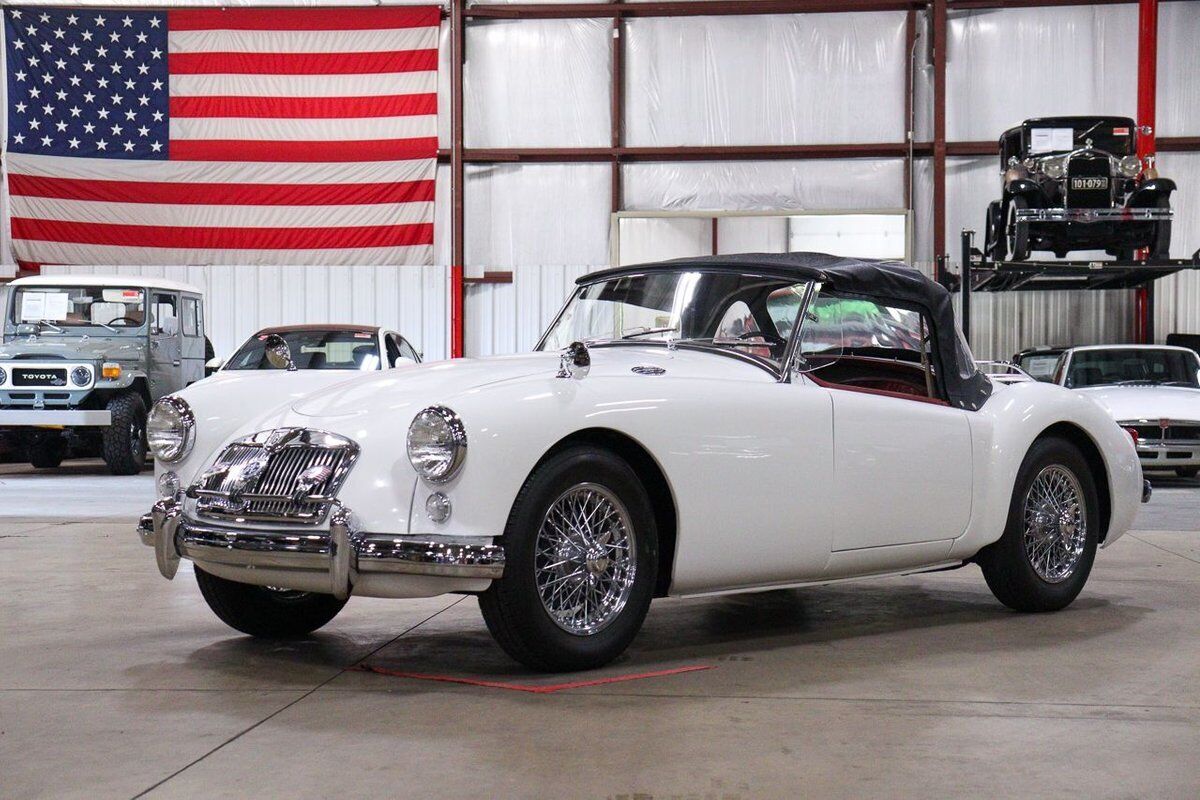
[1149, 197, 1172, 260]
[195, 567, 347, 638]
[479, 446, 658, 672]
[1006, 196, 1031, 261]
[101, 392, 147, 475]
[978, 436, 1099, 612]
[27, 432, 65, 469]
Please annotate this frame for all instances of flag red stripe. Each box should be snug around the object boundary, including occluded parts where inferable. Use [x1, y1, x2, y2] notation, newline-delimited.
[170, 93, 438, 119]
[169, 49, 439, 76]
[12, 218, 434, 249]
[8, 174, 436, 206]
[169, 7, 442, 32]
[169, 137, 439, 162]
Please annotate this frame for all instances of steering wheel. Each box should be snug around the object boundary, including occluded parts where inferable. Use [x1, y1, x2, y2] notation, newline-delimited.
[106, 316, 142, 327]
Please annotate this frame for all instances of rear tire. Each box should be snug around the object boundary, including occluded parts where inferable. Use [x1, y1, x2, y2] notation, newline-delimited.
[479, 445, 658, 672]
[1150, 197, 1172, 260]
[27, 432, 65, 469]
[195, 567, 347, 638]
[101, 392, 147, 475]
[978, 436, 1099, 612]
[983, 200, 1003, 260]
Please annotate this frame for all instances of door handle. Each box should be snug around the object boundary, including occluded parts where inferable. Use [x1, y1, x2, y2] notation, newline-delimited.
[173, 359, 181, 366]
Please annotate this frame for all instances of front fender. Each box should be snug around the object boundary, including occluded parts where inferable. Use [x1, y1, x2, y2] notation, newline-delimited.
[1127, 177, 1176, 207]
[951, 381, 1142, 559]
[1004, 179, 1045, 203]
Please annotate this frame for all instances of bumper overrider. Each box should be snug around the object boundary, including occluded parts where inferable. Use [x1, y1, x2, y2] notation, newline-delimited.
[137, 498, 505, 599]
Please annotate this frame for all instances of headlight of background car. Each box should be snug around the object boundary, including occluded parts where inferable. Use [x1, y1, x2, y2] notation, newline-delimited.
[1042, 157, 1066, 180]
[1119, 155, 1142, 178]
[147, 396, 195, 463]
[407, 406, 466, 483]
[0, 366, 6, 386]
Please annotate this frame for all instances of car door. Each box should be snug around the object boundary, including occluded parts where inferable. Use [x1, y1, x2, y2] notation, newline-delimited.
[796, 294, 973, 553]
[148, 290, 181, 399]
[178, 294, 205, 385]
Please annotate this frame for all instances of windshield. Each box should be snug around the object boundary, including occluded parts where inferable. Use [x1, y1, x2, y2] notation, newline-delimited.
[1066, 349, 1200, 389]
[1017, 353, 1063, 382]
[1026, 121, 1133, 156]
[10, 285, 146, 334]
[226, 330, 381, 371]
[539, 270, 812, 368]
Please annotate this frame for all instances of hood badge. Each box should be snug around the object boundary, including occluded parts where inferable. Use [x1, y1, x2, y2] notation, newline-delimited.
[631, 365, 666, 376]
[556, 341, 590, 380]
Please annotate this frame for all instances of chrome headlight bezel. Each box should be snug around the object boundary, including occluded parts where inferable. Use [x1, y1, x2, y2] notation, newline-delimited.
[406, 405, 467, 483]
[1119, 154, 1142, 178]
[147, 396, 196, 463]
[70, 365, 92, 387]
[0, 366, 7, 386]
[1041, 156, 1066, 180]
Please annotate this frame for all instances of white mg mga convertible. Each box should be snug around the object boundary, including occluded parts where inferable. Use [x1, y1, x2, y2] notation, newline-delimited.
[139, 254, 1148, 671]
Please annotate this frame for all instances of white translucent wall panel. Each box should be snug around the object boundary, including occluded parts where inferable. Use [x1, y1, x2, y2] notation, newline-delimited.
[465, 19, 611, 147]
[1157, 3, 1200, 137]
[1153, 152, 1200, 340]
[787, 214, 908, 260]
[42, 264, 449, 362]
[465, 265, 590, 357]
[966, 290, 1135, 362]
[617, 217, 710, 266]
[623, 159, 905, 211]
[718, 216, 789, 254]
[947, 6, 1137, 142]
[465, 163, 611, 271]
[625, 13, 907, 146]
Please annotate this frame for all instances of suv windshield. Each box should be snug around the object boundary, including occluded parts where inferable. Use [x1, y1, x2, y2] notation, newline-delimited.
[226, 330, 381, 371]
[1066, 348, 1200, 389]
[539, 270, 811, 368]
[10, 285, 146, 334]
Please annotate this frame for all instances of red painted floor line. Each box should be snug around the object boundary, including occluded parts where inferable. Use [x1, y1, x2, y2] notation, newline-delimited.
[352, 663, 714, 693]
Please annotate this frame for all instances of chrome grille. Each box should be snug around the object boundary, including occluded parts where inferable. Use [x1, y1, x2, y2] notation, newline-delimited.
[192, 428, 359, 524]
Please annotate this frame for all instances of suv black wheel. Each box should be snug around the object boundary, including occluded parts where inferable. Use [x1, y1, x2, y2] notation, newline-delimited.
[27, 431, 65, 469]
[195, 567, 347, 637]
[1006, 196, 1031, 261]
[978, 436, 1099, 612]
[479, 445, 658, 672]
[101, 392, 147, 475]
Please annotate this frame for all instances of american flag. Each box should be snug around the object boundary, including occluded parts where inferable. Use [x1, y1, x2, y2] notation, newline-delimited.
[4, 6, 439, 267]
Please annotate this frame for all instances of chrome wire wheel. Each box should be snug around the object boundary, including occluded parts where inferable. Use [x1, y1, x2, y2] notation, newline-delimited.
[534, 482, 637, 636]
[1022, 464, 1088, 583]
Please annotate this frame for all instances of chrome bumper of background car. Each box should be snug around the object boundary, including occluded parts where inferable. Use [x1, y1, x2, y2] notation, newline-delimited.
[1015, 208, 1173, 224]
[138, 499, 505, 599]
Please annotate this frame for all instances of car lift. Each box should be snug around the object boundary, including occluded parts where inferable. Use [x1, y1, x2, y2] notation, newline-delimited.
[938, 229, 1200, 346]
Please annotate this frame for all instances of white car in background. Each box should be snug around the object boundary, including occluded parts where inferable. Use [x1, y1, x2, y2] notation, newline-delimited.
[1053, 344, 1200, 477]
[139, 254, 1146, 672]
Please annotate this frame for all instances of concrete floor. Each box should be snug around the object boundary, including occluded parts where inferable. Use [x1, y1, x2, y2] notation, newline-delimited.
[2, 461, 1199, 799]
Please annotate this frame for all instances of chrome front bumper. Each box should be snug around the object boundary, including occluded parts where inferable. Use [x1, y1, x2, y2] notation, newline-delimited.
[0, 409, 112, 426]
[138, 499, 505, 599]
[1015, 207, 1172, 224]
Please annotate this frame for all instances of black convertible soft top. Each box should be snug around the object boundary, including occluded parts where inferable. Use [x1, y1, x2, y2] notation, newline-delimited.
[582, 252, 992, 411]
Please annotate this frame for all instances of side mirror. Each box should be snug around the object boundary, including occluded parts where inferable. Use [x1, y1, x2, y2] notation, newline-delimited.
[262, 334, 296, 371]
[204, 356, 224, 376]
[391, 356, 417, 369]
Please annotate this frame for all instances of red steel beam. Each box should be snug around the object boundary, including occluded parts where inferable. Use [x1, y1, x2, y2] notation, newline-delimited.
[1135, 0, 1158, 344]
[467, 1, 921, 19]
[450, 0, 465, 358]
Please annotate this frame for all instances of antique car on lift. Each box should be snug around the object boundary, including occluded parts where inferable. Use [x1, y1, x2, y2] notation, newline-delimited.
[0, 275, 208, 474]
[983, 116, 1174, 261]
[1051, 344, 1200, 478]
[139, 253, 1146, 672]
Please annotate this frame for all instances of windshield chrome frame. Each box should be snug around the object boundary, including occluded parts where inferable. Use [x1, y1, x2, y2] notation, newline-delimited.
[534, 270, 819, 379]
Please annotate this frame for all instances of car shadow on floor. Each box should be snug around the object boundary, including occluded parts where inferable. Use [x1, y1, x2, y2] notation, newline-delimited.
[170, 575, 1151, 686]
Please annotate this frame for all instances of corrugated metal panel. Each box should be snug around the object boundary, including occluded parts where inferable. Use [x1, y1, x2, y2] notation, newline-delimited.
[466, 265, 592, 356]
[963, 290, 1135, 362]
[41, 264, 449, 361]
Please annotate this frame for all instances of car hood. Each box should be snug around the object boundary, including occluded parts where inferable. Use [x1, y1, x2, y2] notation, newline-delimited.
[0, 335, 146, 362]
[1075, 385, 1200, 422]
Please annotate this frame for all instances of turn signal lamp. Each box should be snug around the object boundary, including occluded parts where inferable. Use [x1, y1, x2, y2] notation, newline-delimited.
[101, 362, 121, 379]
[1122, 427, 1140, 447]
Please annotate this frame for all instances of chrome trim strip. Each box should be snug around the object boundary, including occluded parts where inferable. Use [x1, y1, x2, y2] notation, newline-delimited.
[356, 534, 505, 578]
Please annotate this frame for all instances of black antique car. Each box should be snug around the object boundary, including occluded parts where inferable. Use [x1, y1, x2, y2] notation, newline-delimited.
[984, 116, 1174, 261]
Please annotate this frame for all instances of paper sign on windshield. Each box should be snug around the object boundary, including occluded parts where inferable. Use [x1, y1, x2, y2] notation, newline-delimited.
[20, 292, 69, 321]
[1030, 128, 1074, 154]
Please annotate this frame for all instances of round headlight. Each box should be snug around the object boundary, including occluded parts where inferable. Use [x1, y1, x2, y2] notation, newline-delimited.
[0, 366, 7, 386]
[1120, 155, 1142, 178]
[1043, 158, 1065, 180]
[70, 366, 92, 387]
[147, 396, 195, 463]
[407, 406, 466, 483]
